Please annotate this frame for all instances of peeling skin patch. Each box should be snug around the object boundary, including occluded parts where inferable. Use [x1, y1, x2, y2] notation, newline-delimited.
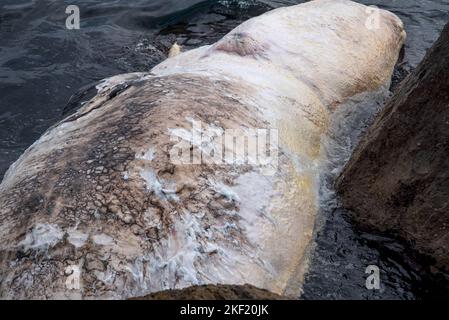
[19, 223, 64, 252]
[95, 72, 148, 94]
[67, 230, 88, 248]
[210, 180, 240, 203]
[92, 234, 114, 246]
[139, 168, 179, 202]
[124, 211, 255, 294]
[140, 169, 163, 196]
[136, 147, 155, 161]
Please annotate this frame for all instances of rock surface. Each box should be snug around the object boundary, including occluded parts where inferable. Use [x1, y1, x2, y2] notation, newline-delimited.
[131, 284, 288, 300]
[337, 22, 449, 271]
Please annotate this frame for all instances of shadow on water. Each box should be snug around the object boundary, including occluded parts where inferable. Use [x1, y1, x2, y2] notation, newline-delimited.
[0, 0, 448, 299]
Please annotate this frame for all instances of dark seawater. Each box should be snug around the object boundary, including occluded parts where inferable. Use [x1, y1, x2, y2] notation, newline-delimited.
[1, 0, 448, 299]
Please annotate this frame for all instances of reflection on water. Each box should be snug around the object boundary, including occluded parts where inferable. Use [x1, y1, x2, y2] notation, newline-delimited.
[0, 0, 448, 299]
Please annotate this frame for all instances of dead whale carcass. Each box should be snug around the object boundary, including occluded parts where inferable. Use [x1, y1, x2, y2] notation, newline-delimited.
[0, 0, 405, 299]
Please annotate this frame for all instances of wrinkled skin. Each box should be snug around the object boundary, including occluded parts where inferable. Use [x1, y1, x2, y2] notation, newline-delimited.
[0, 0, 405, 299]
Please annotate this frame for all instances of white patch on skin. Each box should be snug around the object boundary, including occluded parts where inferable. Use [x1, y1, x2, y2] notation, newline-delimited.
[209, 180, 240, 202]
[139, 169, 179, 202]
[95, 72, 148, 94]
[140, 169, 163, 196]
[136, 147, 155, 161]
[123, 171, 129, 180]
[124, 211, 249, 294]
[67, 229, 88, 248]
[231, 171, 275, 244]
[95, 266, 117, 286]
[161, 184, 179, 202]
[143, 207, 161, 228]
[92, 234, 114, 246]
[96, 79, 122, 93]
[19, 223, 64, 252]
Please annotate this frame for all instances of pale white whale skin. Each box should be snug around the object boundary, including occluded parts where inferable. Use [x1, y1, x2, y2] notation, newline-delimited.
[0, 0, 405, 299]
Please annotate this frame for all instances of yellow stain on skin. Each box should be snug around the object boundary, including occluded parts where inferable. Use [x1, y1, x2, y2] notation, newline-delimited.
[266, 162, 318, 294]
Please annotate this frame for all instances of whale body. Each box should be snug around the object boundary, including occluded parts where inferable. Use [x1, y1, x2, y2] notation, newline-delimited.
[0, 0, 405, 299]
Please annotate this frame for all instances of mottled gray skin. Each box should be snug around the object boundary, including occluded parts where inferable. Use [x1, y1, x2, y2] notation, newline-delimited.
[0, 75, 269, 299]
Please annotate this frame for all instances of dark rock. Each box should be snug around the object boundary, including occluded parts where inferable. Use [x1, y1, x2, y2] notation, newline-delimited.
[337, 23, 449, 271]
[130, 284, 289, 300]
